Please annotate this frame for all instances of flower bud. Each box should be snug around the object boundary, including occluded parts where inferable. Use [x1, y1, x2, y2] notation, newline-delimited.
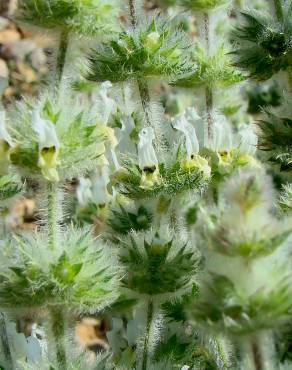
[145, 32, 160, 51]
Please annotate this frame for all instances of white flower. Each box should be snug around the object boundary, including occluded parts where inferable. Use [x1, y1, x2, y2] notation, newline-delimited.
[138, 127, 159, 189]
[237, 124, 258, 155]
[116, 115, 136, 153]
[32, 107, 60, 182]
[91, 165, 110, 206]
[98, 81, 115, 124]
[0, 110, 13, 175]
[185, 107, 204, 146]
[138, 127, 158, 170]
[76, 177, 93, 206]
[208, 113, 233, 152]
[172, 111, 200, 159]
[172, 109, 211, 178]
[0, 110, 13, 147]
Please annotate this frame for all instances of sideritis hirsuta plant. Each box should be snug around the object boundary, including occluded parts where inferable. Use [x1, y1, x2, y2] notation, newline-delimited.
[0, 0, 292, 370]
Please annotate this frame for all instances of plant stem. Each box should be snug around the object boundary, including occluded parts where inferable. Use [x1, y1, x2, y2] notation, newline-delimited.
[214, 335, 230, 369]
[0, 208, 13, 369]
[205, 84, 213, 140]
[0, 313, 13, 370]
[273, 0, 284, 21]
[50, 307, 67, 368]
[129, 0, 137, 27]
[202, 12, 214, 140]
[240, 333, 276, 370]
[55, 29, 69, 87]
[141, 299, 154, 370]
[47, 182, 59, 251]
[137, 78, 152, 127]
[127, 1, 152, 128]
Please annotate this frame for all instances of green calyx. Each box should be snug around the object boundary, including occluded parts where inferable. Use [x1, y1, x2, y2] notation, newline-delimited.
[175, 45, 244, 88]
[108, 205, 153, 237]
[120, 232, 199, 297]
[189, 274, 292, 335]
[181, 0, 231, 11]
[114, 158, 208, 200]
[15, 0, 120, 35]
[257, 108, 292, 171]
[9, 97, 106, 181]
[0, 175, 23, 202]
[85, 16, 193, 83]
[0, 227, 119, 311]
[232, 10, 292, 80]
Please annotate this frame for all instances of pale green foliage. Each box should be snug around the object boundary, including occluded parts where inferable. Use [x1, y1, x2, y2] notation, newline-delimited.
[175, 45, 244, 88]
[188, 169, 292, 335]
[85, 15, 193, 83]
[15, 0, 120, 35]
[18, 351, 107, 370]
[190, 272, 292, 335]
[9, 96, 107, 181]
[116, 228, 199, 299]
[181, 0, 231, 11]
[232, 5, 292, 80]
[279, 184, 292, 213]
[114, 157, 208, 200]
[0, 226, 120, 312]
[198, 169, 292, 258]
[257, 106, 292, 171]
[2, 0, 292, 367]
[0, 174, 23, 202]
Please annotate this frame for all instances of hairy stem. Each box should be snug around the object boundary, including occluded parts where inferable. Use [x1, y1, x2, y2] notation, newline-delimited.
[273, 0, 284, 21]
[0, 313, 13, 370]
[214, 335, 230, 369]
[141, 299, 154, 370]
[129, 0, 137, 27]
[205, 84, 213, 140]
[203, 13, 210, 53]
[137, 78, 152, 127]
[55, 29, 69, 87]
[50, 307, 67, 368]
[240, 333, 276, 370]
[128, 1, 153, 130]
[47, 182, 59, 251]
[202, 12, 214, 140]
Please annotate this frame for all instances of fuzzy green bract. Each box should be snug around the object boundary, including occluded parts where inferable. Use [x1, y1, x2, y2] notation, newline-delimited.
[9, 96, 106, 181]
[0, 227, 119, 312]
[232, 8, 292, 80]
[198, 169, 292, 258]
[279, 184, 292, 213]
[108, 205, 153, 236]
[15, 0, 120, 35]
[181, 0, 231, 11]
[189, 169, 292, 338]
[120, 231, 199, 297]
[257, 108, 292, 171]
[0, 175, 22, 202]
[85, 16, 193, 83]
[189, 274, 292, 335]
[114, 158, 208, 200]
[175, 45, 244, 88]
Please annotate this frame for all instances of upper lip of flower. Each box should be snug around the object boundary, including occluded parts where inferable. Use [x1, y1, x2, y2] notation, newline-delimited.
[138, 127, 158, 170]
[172, 111, 200, 158]
[32, 107, 60, 152]
[0, 111, 13, 147]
